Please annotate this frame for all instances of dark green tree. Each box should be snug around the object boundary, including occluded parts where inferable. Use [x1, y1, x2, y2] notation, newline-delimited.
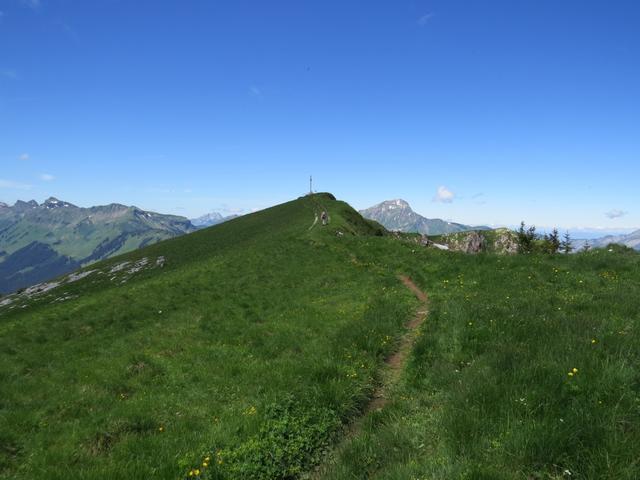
[561, 231, 573, 254]
[517, 221, 537, 254]
[547, 228, 560, 254]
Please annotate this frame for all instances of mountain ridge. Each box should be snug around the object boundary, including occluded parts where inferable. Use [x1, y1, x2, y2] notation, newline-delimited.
[574, 228, 640, 251]
[359, 199, 489, 235]
[190, 211, 240, 228]
[0, 197, 196, 293]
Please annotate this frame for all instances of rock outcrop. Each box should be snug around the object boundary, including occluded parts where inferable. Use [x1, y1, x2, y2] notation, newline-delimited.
[445, 231, 486, 254]
[493, 229, 519, 254]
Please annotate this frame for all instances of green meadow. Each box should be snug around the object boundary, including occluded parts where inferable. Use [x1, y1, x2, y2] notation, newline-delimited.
[1, 194, 639, 479]
[321, 243, 640, 479]
[0, 194, 415, 479]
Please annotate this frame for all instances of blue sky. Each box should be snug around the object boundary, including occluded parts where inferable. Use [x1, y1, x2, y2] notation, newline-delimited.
[1, 0, 639, 231]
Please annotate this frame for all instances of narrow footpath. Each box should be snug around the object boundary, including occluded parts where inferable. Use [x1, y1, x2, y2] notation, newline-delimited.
[312, 275, 429, 477]
[365, 275, 428, 413]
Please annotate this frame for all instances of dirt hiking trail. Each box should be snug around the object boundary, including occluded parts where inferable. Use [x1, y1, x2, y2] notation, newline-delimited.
[312, 275, 428, 478]
[363, 275, 428, 414]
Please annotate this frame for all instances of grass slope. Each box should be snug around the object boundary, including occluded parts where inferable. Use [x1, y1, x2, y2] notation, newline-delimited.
[0, 194, 414, 480]
[318, 245, 640, 479]
[2, 193, 639, 480]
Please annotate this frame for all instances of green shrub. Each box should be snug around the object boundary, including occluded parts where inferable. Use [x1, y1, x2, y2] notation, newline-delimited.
[209, 397, 340, 479]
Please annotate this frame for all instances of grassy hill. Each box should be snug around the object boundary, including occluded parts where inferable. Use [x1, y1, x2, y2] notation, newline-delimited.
[1, 193, 639, 479]
[0, 194, 414, 480]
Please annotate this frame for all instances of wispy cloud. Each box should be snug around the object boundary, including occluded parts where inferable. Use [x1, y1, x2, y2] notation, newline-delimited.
[249, 85, 261, 97]
[58, 22, 79, 42]
[605, 209, 628, 219]
[144, 186, 174, 194]
[0, 179, 32, 190]
[433, 185, 455, 203]
[471, 192, 486, 205]
[19, 153, 29, 161]
[1, 69, 18, 80]
[39, 173, 55, 182]
[20, 0, 41, 10]
[217, 204, 246, 215]
[418, 13, 434, 27]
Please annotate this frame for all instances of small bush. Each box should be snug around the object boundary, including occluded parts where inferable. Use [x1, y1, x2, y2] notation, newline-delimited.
[210, 397, 340, 479]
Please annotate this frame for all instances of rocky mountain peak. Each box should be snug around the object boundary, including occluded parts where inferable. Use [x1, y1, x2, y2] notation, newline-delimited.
[42, 197, 76, 209]
[191, 211, 239, 228]
[360, 199, 484, 236]
[381, 199, 411, 210]
[13, 200, 39, 209]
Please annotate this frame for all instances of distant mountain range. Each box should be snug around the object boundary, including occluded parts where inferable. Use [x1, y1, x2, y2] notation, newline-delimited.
[573, 229, 640, 251]
[360, 199, 490, 235]
[190, 212, 240, 228]
[0, 198, 196, 294]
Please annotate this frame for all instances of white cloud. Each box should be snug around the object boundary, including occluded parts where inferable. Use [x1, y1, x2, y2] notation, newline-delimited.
[605, 209, 627, 219]
[418, 13, 434, 26]
[433, 185, 455, 203]
[39, 173, 55, 182]
[19, 153, 29, 161]
[0, 179, 32, 189]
